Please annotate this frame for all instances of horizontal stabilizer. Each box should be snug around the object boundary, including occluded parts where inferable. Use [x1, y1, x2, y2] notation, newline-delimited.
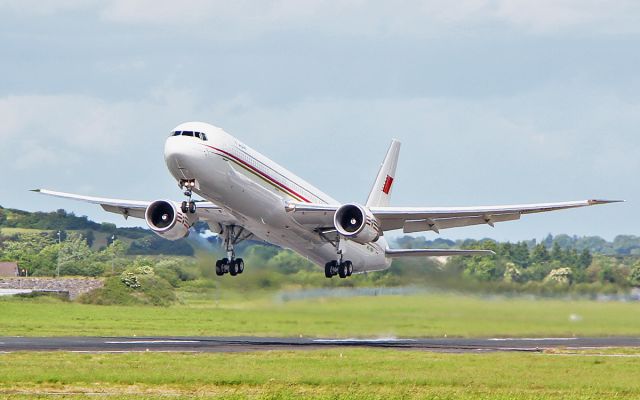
[385, 248, 495, 258]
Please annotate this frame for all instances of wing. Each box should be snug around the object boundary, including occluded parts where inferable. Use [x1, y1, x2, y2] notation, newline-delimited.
[385, 248, 495, 257]
[288, 199, 622, 234]
[32, 189, 239, 228]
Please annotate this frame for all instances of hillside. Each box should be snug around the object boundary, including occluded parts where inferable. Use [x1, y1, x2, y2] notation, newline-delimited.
[0, 206, 195, 256]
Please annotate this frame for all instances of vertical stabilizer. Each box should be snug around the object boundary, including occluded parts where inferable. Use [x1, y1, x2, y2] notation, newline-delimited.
[366, 139, 401, 207]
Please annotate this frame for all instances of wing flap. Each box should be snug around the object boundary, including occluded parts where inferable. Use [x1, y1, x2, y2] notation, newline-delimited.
[403, 213, 521, 234]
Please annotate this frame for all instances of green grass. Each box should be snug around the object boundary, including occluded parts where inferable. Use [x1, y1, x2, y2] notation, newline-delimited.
[1, 349, 639, 399]
[1, 292, 640, 338]
[0, 227, 49, 235]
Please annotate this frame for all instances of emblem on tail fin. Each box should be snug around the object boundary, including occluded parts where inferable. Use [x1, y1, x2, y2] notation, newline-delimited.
[382, 175, 394, 194]
[366, 139, 401, 207]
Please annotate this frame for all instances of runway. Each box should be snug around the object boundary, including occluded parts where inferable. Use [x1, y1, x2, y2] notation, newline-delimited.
[1, 336, 639, 353]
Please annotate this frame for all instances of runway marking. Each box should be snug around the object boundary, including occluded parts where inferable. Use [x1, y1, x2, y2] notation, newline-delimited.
[313, 338, 416, 343]
[104, 340, 201, 344]
[488, 338, 578, 341]
[71, 350, 200, 354]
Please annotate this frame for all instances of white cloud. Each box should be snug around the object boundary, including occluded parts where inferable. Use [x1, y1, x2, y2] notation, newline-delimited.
[0, 91, 196, 172]
[99, 0, 640, 36]
[3, 0, 638, 37]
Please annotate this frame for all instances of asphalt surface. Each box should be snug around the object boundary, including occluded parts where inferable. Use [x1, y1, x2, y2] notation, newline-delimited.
[1, 336, 639, 353]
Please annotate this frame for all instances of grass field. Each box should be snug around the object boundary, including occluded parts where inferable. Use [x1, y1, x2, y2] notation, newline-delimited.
[1, 349, 639, 399]
[2, 292, 640, 338]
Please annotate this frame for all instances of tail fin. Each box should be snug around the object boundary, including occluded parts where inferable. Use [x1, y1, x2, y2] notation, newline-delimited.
[366, 139, 401, 207]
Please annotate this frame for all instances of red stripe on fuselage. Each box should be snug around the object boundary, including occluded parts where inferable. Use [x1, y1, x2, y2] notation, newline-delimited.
[203, 144, 312, 203]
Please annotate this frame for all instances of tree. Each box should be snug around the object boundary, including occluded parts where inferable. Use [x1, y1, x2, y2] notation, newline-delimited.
[462, 257, 501, 281]
[531, 243, 550, 264]
[545, 267, 573, 285]
[85, 230, 95, 247]
[551, 242, 563, 262]
[58, 233, 103, 276]
[629, 263, 640, 287]
[578, 249, 593, 269]
[511, 242, 530, 268]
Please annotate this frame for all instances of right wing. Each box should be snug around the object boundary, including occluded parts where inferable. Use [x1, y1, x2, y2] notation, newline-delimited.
[32, 189, 239, 228]
[288, 199, 622, 233]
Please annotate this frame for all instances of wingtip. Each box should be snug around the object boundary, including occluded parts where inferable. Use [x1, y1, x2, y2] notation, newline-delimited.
[588, 199, 625, 205]
[30, 189, 41, 193]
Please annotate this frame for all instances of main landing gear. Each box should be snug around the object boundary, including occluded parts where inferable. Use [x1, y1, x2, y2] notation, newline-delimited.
[215, 225, 253, 277]
[216, 258, 245, 276]
[324, 260, 353, 279]
[179, 179, 197, 214]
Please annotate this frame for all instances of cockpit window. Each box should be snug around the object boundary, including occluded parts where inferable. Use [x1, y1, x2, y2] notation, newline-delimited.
[169, 130, 207, 140]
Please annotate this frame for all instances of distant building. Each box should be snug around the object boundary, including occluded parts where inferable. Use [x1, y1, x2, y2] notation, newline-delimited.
[0, 262, 19, 277]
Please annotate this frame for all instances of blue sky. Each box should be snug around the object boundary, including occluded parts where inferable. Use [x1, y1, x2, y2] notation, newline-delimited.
[1, 1, 638, 241]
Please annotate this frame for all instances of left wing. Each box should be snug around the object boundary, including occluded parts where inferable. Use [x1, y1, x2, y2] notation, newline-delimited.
[288, 199, 622, 234]
[32, 189, 239, 227]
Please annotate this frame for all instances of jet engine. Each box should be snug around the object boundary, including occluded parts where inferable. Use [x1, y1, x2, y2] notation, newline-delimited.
[334, 203, 381, 244]
[144, 200, 195, 241]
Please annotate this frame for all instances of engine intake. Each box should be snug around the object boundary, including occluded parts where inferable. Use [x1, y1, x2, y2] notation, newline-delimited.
[334, 203, 381, 244]
[144, 200, 194, 241]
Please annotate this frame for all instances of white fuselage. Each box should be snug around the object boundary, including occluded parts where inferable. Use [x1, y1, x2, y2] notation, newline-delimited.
[163, 122, 391, 273]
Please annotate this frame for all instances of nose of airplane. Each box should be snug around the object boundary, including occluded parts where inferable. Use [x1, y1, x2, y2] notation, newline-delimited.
[164, 135, 206, 173]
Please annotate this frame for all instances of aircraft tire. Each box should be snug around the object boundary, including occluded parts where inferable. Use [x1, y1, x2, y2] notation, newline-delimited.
[229, 261, 238, 276]
[236, 258, 245, 274]
[324, 261, 335, 278]
[181, 201, 188, 213]
[215, 260, 224, 276]
[338, 263, 347, 278]
[188, 201, 197, 214]
[346, 261, 353, 276]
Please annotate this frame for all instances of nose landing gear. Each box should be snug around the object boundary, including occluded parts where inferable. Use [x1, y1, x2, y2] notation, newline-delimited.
[179, 179, 197, 214]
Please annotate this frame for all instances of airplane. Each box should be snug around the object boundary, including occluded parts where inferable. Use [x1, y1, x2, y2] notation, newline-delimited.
[34, 121, 621, 279]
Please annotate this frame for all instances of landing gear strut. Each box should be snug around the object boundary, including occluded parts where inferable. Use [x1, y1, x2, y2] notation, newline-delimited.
[215, 225, 253, 277]
[324, 260, 353, 279]
[179, 179, 197, 214]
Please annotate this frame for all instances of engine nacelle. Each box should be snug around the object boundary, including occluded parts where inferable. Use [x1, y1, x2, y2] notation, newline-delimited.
[334, 203, 381, 244]
[144, 200, 195, 241]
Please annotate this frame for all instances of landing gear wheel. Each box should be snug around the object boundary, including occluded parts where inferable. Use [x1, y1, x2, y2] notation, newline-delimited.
[188, 201, 196, 214]
[236, 258, 244, 274]
[215, 260, 224, 276]
[338, 263, 347, 279]
[181, 201, 188, 213]
[324, 262, 333, 278]
[229, 260, 238, 276]
[345, 261, 353, 277]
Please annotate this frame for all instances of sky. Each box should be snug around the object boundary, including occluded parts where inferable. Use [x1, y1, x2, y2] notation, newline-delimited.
[0, 0, 638, 242]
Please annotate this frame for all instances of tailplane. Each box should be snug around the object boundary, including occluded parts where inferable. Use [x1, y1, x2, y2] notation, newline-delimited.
[366, 139, 401, 207]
